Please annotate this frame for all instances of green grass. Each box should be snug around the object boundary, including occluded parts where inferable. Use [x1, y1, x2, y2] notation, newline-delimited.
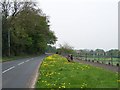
[0, 58, 1, 62]
[36, 54, 119, 88]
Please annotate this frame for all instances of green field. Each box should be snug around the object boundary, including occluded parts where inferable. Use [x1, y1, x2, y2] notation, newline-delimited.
[79, 57, 119, 65]
[36, 54, 119, 88]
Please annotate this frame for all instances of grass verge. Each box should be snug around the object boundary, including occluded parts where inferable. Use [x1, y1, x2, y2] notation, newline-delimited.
[36, 54, 119, 88]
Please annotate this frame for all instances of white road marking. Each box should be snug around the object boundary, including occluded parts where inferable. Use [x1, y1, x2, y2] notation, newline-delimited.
[18, 62, 24, 66]
[25, 60, 30, 62]
[31, 58, 34, 60]
[2, 58, 34, 74]
[2, 66, 15, 74]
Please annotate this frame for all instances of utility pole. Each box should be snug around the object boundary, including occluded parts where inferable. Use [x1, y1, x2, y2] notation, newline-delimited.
[8, 29, 10, 56]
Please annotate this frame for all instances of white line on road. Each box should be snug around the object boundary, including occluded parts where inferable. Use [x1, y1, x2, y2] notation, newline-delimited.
[2, 58, 34, 74]
[31, 58, 34, 60]
[18, 62, 24, 66]
[2, 58, 33, 74]
[25, 60, 30, 62]
[2, 66, 15, 74]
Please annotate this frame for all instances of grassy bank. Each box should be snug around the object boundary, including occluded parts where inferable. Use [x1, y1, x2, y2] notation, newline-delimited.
[36, 54, 118, 88]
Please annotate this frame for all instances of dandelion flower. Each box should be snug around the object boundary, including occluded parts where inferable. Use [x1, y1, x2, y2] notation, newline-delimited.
[117, 80, 120, 82]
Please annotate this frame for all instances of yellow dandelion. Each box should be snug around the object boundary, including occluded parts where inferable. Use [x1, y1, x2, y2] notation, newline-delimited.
[61, 86, 65, 88]
[42, 80, 44, 82]
[47, 84, 50, 86]
[117, 80, 120, 82]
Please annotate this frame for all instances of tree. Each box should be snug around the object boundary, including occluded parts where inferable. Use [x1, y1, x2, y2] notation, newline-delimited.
[57, 43, 74, 55]
[95, 49, 105, 58]
[106, 49, 119, 58]
[1, 0, 24, 56]
[1, 0, 57, 56]
[45, 45, 57, 53]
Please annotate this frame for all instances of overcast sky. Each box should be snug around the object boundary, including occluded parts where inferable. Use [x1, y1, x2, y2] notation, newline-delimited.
[37, 0, 119, 51]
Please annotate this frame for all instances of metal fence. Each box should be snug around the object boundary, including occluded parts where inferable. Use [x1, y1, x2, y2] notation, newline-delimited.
[75, 55, 120, 66]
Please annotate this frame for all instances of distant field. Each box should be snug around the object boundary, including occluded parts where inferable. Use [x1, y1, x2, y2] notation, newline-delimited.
[36, 54, 118, 88]
[78, 57, 119, 65]
[79, 57, 119, 60]
[88, 57, 118, 60]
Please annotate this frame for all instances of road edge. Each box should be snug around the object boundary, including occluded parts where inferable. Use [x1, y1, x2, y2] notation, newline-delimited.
[31, 60, 43, 88]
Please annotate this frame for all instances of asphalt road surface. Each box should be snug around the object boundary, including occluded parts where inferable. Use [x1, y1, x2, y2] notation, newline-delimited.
[2, 55, 46, 88]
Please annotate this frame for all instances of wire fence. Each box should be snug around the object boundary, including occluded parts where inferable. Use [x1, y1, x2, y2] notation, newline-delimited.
[75, 55, 120, 67]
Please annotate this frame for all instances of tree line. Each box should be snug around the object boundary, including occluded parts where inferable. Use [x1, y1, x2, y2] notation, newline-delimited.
[53, 43, 120, 58]
[1, 0, 57, 57]
[76, 49, 120, 58]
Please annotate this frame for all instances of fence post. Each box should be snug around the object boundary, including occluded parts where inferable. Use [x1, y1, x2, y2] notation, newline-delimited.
[86, 53, 87, 61]
[111, 53, 113, 65]
[97, 53, 99, 61]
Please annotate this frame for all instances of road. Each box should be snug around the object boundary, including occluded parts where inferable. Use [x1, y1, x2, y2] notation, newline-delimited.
[2, 55, 46, 88]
